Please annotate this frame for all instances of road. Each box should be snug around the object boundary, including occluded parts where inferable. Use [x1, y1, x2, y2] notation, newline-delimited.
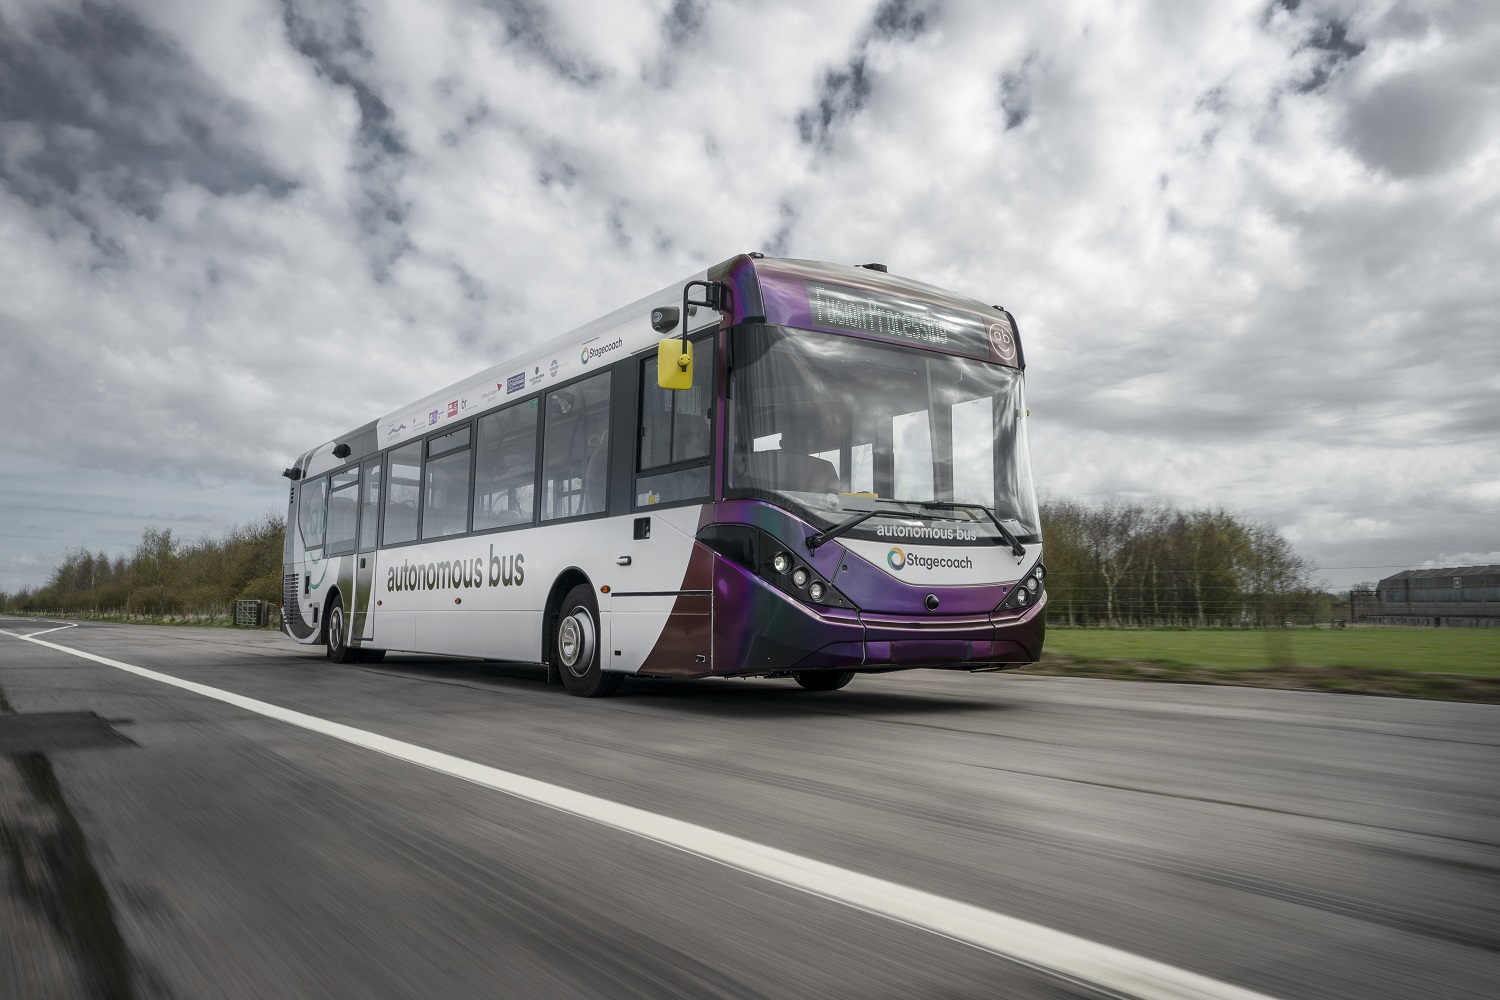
[1, 617, 1497, 999]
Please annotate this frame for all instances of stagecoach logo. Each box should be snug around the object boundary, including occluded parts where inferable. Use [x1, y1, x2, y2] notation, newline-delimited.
[988, 317, 1017, 362]
[580, 337, 623, 365]
[505, 373, 525, 394]
[887, 546, 975, 572]
[386, 545, 526, 593]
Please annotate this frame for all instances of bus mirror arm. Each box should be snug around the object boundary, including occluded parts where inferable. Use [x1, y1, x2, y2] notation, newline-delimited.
[658, 280, 727, 391]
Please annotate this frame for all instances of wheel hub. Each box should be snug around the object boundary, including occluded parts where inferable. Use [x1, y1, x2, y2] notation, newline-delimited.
[557, 611, 594, 676]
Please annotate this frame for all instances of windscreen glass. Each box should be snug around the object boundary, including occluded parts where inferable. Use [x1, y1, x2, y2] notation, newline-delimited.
[727, 325, 1039, 544]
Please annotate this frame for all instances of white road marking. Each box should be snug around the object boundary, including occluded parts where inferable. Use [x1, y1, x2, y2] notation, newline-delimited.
[4, 630, 1279, 1000]
[0, 622, 79, 639]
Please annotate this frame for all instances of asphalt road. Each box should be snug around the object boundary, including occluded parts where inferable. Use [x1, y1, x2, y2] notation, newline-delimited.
[1, 618, 1497, 1000]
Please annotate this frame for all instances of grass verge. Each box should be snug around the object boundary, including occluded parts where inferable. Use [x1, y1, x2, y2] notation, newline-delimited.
[1023, 627, 1500, 703]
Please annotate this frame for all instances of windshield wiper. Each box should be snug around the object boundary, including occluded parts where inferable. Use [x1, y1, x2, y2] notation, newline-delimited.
[918, 501, 1027, 558]
[806, 508, 882, 551]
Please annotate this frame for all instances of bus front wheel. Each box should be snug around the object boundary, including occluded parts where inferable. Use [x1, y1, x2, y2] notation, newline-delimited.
[794, 670, 854, 692]
[555, 584, 622, 698]
[325, 597, 360, 664]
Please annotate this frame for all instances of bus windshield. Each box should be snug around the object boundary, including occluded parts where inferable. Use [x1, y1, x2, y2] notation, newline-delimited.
[727, 325, 1040, 544]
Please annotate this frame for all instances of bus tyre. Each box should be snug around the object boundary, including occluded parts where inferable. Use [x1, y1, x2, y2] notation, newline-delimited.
[555, 585, 621, 698]
[794, 670, 855, 692]
[325, 597, 360, 664]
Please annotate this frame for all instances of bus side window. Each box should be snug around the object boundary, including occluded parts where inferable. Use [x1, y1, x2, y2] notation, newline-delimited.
[326, 467, 360, 554]
[298, 476, 328, 550]
[635, 336, 712, 507]
[540, 372, 611, 521]
[384, 442, 422, 545]
[474, 403, 538, 530]
[359, 459, 382, 551]
[422, 426, 472, 539]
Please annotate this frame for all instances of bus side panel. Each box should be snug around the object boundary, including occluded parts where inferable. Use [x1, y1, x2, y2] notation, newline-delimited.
[608, 506, 707, 675]
[634, 543, 714, 677]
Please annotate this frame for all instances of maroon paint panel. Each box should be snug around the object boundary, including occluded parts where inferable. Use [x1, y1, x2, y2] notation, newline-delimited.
[636, 542, 715, 678]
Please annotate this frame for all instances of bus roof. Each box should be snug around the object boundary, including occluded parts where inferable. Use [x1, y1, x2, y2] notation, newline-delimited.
[297, 255, 1018, 476]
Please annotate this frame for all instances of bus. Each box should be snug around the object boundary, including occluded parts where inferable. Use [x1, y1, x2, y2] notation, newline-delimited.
[280, 254, 1046, 696]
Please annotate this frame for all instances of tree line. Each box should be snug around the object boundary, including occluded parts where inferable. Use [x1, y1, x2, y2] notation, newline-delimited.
[1, 500, 1324, 626]
[0, 515, 285, 620]
[1039, 498, 1324, 626]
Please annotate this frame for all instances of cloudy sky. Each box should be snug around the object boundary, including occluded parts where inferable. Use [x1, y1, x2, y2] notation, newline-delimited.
[1, 0, 1496, 592]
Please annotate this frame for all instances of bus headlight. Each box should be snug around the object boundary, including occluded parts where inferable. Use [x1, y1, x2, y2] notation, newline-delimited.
[1025, 576, 1039, 593]
[772, 552, 792, 574]
[1015, 588, 1029, 605]
[808, 582, 826, 602]
[792, 567, 810, 589]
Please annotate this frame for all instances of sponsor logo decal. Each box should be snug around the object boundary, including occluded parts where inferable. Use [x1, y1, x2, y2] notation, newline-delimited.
[886, 546, 974, 572]
[580, 337, 623, 365]
[505, 373, 525, 394]
[447, 400, 459, 417]
[549, 358, 559, 377]
[385, 546, 526, 593]
[385, 422, 406, 439]
[529, 366, 544, 385]
[429, 410, 441, 425]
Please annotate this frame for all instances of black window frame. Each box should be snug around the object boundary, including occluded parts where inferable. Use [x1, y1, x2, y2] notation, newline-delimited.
[358, 456, 383, 553]
[420, 418, 475, 542]
[325, 463, 362, 556]
[538, 368, 615, 526]
[471, 397, 543, 537]
[380, 440, 425, 549]
[632, 330, 716, 512]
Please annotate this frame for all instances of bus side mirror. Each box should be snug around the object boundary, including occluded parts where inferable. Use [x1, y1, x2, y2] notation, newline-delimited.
[657, 338, 693, 390]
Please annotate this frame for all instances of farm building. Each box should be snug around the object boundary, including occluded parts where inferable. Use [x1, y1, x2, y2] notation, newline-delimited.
[1360, 565, 1500, 627]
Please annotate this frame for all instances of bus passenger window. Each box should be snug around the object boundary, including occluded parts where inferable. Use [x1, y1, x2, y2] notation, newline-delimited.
[358, 459, 381, 551]
[326, 467, 360, 553]
[298, 477, 328, 549]
[635, 338, 712, 507]
[540, 372, 611, 521]
[474, 403, 538, 530]
[423, 427, 472, 539]
[384, 442, 421, 545]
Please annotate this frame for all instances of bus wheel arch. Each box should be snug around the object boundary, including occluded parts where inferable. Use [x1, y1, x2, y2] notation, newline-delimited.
[318, 586, 342, 645]
[543, 570, 590, 685]
[324, 590, 359, 664]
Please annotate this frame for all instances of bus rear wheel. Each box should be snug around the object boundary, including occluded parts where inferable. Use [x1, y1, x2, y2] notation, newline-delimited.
[325, 597, 360, 664]
[554, 584, 621, 698]
[794, 670, 854, 692]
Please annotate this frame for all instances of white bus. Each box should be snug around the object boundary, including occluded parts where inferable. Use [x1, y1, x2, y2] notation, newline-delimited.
[281, 255, 1046, 696]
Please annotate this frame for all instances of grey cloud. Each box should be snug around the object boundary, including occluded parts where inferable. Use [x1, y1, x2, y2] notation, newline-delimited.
[1343, 70, 1495, 178]
[871, 0, 937, 41]
[479, 0, 605, 86]
[795, 0, 939, 148]
[797, 56, 871, 147]
[0, 2, 293, 221]
[1292, 17, 1363, 93]
[280, 0, 410, 276]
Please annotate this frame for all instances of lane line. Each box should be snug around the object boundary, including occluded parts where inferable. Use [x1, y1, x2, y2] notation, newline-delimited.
[5, 629, 1279, 1000]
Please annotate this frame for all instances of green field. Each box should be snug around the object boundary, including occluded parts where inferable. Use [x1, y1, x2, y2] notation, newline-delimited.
[1025, 627, 1500, 702]
[1041, 627, 1500, 674]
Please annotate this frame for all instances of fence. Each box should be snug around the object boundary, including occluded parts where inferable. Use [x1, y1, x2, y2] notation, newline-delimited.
[233, 600, 275, 627]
